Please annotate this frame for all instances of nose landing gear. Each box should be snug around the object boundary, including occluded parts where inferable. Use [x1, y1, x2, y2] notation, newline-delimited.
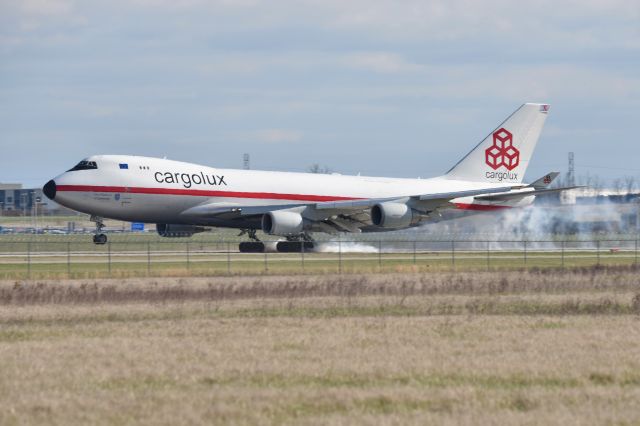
[91, 215, 108, 245]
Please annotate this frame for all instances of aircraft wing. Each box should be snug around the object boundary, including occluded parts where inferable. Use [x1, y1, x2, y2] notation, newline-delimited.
[474, 186, 581, 202]
[308, 186, 518, 232]
[315, 186, 515, 212]
[314, 197, 400, 211]
[414, 187, 514, 202]
[181, 186, 519, 221]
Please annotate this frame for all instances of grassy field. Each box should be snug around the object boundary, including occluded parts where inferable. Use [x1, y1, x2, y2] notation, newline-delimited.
[1, 268, 640, 425]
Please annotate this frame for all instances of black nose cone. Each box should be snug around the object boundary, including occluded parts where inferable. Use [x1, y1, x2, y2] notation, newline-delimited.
[43, 180, 57, 200]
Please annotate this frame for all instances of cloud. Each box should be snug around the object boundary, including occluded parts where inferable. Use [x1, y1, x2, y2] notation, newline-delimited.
[1, 0, 85, 29]
[341, 52, 423, 73]
[0, 0, 639, 186]
[195, 51, 422, 76]
[19, 0, 74, 16]
[5, 0, 638, 49]
[255, 129, 302, 143]
[231, 128, 303, 144]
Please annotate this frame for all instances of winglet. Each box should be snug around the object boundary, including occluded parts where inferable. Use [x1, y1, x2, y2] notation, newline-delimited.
[527, 172, 560, 189]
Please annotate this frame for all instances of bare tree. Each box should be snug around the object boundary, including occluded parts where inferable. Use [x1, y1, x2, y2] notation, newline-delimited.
[624, 175, 636, 194]
[580, 174, 592, 189]
[592, 177, 603, 192]
[584, 174, 604, 194]
[612, 178, 623, 194]
[307, 164, 332, 174]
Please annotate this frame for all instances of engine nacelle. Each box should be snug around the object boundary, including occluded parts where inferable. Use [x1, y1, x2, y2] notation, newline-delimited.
[156, 224, 206, 238]
[262, 211, 304, 236]
[371, 202, 418, 229]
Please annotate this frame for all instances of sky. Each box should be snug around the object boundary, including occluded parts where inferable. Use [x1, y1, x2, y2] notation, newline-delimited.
[1, 0, 639, 188]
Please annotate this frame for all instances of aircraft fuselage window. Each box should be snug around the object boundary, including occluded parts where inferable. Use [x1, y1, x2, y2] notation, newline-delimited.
[68, 161, 98, 171]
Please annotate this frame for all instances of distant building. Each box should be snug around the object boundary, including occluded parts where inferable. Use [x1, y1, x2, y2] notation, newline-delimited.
[0, 183, 22, 212]
[0, 183, 22, 190]
[0, 184, 67, 215]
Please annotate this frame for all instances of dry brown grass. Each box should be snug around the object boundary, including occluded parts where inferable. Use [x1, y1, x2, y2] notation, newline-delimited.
[2, 265, 639, 305]
[1, 268, 640, 425]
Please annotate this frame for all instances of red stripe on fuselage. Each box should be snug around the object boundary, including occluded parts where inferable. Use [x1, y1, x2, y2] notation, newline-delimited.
[56, 185, 364, 202]
[454, 203, 511, 211]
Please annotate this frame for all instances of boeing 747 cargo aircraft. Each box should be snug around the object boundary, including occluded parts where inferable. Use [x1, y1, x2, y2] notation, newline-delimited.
[43, 103, 571, 252]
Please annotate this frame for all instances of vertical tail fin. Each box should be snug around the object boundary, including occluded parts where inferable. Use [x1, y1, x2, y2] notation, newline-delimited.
[445, 103, 549, 184]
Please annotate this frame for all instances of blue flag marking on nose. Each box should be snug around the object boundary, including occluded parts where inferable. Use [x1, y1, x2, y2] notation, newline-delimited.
[119, 163, 128, 169]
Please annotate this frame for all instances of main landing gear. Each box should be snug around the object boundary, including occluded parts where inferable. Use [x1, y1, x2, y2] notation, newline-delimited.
[237, 230, 315, 253]
[276, 234, 315, 253]
[91, 216, 108, 245]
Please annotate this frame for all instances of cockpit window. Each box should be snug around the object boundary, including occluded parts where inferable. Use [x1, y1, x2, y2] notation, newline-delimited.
[67, 160, 98, 171]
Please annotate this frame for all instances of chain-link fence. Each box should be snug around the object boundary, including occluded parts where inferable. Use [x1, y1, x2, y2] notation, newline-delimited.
[0, 238, 638, 279]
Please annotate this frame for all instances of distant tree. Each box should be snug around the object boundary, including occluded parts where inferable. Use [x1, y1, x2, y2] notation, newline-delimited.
[307, 164, 332, 174]
[591, 176, 603, 192]
[612, 178, 623, 194]
[581, 173, 603, 194]
[624, 176, 636, 194]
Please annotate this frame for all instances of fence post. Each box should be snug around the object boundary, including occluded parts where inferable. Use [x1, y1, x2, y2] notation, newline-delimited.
[523, 240, 527, 266]
[27, 241, 31, 279]
[301, 241, 305, 273]
[227, 242, 231, 275]
[451, 240, 455, 271]
[378, 240, 382, 270]
[486, 241, 490, 271]
[107, 242, 111, 277]
[264, 250, 268, 272]
[338, 240, 342, 274]
[413, 241, 416, 265]
[186, 241, 190, 272]
[561, 240, 565, 269]
[635, 238, 638, 266]
[596, 240, 600, 266]
[147, 241, 151, 276]
[67, 241, 71, 278]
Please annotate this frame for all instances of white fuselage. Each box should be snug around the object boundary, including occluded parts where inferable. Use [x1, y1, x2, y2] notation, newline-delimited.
[49, 155, 527, 228]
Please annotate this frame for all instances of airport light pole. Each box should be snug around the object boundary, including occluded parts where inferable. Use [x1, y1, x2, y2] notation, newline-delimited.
[30, 191, 41, 233]
[34, 194, 41, 234]
[21, 193, 27, 218]
[31, 191, 36, 231]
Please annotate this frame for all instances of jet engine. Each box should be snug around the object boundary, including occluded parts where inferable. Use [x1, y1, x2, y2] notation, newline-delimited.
[370, 202, 419, 229]
[156, 224, 207, 237]
[261, 211, 304, 235]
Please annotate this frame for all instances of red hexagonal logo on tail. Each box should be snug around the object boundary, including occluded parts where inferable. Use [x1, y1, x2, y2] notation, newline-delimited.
[485, 128, 519, 171]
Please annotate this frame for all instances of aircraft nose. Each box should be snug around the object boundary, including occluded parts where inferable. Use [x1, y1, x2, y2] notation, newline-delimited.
[43, 180, 57, 200]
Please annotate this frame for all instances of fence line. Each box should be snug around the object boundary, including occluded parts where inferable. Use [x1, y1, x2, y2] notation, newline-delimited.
[0, 238, 638, 280]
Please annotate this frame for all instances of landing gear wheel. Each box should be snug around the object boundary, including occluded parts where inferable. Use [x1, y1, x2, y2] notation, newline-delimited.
[276, 241, 314, 252]
[93, 234, 107, 245]
[239, 241, 265, 253]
